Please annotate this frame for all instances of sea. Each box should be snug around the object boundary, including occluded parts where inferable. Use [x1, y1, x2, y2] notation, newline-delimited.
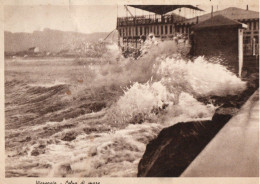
[5, 39, 247, 177]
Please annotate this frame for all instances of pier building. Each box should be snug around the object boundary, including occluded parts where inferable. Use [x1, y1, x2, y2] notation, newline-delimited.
[116, 5, 259, 57]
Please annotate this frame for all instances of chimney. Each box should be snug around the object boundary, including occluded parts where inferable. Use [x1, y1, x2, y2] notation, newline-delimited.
[246, 5, 249, 10]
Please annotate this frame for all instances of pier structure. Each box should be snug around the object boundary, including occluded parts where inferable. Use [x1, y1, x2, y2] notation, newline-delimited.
[116, 5, 259, 57]
[116, 5, 203, 54]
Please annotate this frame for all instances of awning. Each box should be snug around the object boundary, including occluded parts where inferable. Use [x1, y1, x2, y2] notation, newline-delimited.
[128, 5, 203, 15]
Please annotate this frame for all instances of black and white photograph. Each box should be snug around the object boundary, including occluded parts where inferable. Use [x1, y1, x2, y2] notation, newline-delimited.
[1, 0, 259, 183]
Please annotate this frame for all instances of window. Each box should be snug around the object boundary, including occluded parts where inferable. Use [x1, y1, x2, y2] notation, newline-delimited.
[170, 25, 172, 34]
[140, 27, 143, 35]
[176, 26, 180, 33]
[165, 25, 168, 34]
[161, 26, 163, 34]
[248, 22, 251, 30]
[157, 26, 159, 35]
[244, 36, 251, 44]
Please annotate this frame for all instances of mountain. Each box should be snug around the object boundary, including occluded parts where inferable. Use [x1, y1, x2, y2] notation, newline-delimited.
[4, 28, 117, 52]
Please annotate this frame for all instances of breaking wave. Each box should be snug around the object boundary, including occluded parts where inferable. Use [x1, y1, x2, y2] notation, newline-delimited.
[5, 38, 247, 177]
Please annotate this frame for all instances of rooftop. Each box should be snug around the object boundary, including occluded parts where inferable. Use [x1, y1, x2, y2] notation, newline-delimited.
[192, 15, 244, 30]
[184, 7, 259, 24]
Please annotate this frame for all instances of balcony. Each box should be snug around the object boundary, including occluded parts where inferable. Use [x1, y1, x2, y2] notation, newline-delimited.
[117, 14, 186, 27]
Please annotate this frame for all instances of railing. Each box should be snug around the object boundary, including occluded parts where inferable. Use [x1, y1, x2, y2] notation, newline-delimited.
[117, 14, 186, 27]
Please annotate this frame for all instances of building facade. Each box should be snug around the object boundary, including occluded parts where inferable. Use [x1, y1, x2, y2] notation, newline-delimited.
[191, 15, 246, 76]
[116, 7, 259, 56]
[117, 13, 187, 52]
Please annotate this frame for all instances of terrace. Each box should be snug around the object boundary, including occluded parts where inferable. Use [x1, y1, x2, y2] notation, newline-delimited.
[117, 13, 186, 27]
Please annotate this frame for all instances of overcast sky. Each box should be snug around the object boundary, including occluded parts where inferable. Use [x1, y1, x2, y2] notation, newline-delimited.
[4, 0, 259, 34]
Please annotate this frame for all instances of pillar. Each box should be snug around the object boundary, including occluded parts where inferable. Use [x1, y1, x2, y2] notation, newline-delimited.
[238, 28, 244, 77]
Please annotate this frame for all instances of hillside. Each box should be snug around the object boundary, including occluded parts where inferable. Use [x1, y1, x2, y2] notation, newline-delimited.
[4, 28, 117, 53]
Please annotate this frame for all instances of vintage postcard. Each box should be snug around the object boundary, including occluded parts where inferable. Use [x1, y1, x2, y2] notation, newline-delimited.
[0, 0, 259, 184]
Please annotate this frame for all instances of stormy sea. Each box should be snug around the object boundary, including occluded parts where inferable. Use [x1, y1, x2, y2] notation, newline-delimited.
[5, 38, 247, 177]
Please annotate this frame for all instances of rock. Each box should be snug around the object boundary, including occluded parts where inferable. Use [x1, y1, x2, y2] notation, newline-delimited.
[137, 72, 259, 177]
[137, 120, 229, 177]
[137, 92, 251, 177]
[212, 107, 238, 123]
[137, 104, 238, 177]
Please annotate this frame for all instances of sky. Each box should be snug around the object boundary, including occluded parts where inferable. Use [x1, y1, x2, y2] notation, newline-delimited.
[4, 0, 259, 34]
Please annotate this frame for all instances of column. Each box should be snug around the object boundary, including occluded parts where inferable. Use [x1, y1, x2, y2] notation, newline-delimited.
[238, 28, 244, 77]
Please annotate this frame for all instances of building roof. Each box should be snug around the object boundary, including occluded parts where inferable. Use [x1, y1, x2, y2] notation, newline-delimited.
[192, 15, 244, 30]
[184, 7, 259, 24]
[128, 5, 203, 15]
